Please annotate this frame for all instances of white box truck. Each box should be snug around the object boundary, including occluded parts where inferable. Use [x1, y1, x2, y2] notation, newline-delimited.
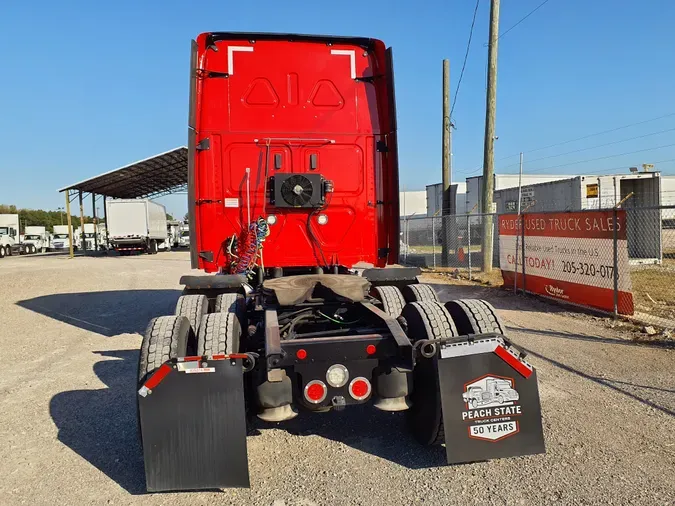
[23, 226, 50, 253]
[178, 224, 190, 248]
[75, 223, 104, 251]
[0, 214, 23, 258]
[167, 220, 182, 248]
[52, 225, 75, 251]
[106, 199, 168, 254]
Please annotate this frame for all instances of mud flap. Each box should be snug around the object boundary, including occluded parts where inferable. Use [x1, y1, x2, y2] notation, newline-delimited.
[138, 358, 250, 491]
[437, 336, 545, 464]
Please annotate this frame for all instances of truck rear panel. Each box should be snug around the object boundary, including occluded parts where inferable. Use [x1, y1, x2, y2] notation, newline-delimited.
[189, 33, 399, 273]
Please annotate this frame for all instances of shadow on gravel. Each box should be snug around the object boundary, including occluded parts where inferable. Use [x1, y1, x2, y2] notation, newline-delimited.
[17, 289, 182, 337]
[49, 350, 146, 494]
[522, 347, 675, 417]
[508, 326, 675, 349]
[252, 407, 447, 469]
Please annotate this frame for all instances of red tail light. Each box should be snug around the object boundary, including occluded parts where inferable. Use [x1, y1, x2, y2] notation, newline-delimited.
[304, 380, 327, 404]
[349, 377, 372, 401]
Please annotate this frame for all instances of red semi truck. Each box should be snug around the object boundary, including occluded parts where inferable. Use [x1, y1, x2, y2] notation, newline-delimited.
[137, 32, 545, 492]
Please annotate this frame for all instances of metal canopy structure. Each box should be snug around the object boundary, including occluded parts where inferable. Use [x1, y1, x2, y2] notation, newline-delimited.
[57, 146, 188, 258]
[59, 146, 188, 199]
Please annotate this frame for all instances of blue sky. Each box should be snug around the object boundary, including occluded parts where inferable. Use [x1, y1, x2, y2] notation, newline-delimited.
[1, 0, 674, 217]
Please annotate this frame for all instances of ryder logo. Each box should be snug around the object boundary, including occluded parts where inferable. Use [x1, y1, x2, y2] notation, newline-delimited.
[545, 284, 569, 299]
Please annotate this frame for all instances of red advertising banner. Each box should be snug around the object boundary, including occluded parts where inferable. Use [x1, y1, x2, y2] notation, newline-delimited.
[499, 211, 634, 315]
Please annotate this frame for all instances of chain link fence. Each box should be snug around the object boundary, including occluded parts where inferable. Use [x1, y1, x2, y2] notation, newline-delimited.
[401, 205, 675, 330]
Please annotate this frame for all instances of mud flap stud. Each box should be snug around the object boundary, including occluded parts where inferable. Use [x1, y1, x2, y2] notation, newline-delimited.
[138, 357, 250, 491]
[437, 336, 545, 464]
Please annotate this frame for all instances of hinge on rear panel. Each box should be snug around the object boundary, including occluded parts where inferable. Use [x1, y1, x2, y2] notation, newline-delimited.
[196, 138, 210, 151]
[195, 199, 222, 205]
[354, 74, 383, 83]
[199, 250, 214, 262]
[195, 69, 229, 79]
[376, 140, 389, 153]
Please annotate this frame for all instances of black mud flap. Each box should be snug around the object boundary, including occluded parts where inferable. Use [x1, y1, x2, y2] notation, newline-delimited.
[437, 336, 545, 464]
[138, 357, 250, 492]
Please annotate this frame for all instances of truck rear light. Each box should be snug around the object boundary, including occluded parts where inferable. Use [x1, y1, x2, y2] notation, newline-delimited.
[304, 380, 327, 404]
[296, 348, 307, 360]
[266, 215, 277, 225]
[317, 214, 328, 225]
[349, 377, 372, 401]
[325, 364, 349, 388]
[366, 344, 376, 355]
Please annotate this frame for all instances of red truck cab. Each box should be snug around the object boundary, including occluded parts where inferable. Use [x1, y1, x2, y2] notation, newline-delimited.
[188, 33, 400, 273]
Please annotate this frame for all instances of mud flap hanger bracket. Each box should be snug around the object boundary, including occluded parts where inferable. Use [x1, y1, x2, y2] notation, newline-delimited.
[414, 335, 532, 378]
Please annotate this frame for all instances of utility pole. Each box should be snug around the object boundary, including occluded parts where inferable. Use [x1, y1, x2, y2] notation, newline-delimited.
[481, 0, 501, 273]
[514, 152, 523, 294]
[441, 59, 451, 266]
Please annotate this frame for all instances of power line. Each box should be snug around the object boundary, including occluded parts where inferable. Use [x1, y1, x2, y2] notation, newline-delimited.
[498, 112, 675, 162]
[458, 111, 675, 174]
[525, 142, 675, 173]
[497, 126, 675, 170]
[450, 0, 481, 120]
[497, 0, 553, 41]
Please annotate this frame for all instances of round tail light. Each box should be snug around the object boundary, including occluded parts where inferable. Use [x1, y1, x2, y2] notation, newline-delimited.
[304, 380, 327, 404]
[326, 364, 349, 388]
[349, 377, 372, 401]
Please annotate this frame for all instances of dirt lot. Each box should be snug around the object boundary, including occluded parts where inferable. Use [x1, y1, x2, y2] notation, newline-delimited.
[1, 253, 674, 505]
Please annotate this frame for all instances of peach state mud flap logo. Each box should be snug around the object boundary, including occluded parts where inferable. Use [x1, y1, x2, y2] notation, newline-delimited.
[462, 374, 521, 442]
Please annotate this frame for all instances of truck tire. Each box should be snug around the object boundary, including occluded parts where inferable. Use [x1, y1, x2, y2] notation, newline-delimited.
[197, 312, 241, 356]
[175, 294, 208, 340]
[371, 286, 406, 317]
[444, 299, 505, 336]
[215, 293, 247, 328]
[0, 246, 5, 258]
[138, 315, 190, 386]
[402, 301, 457, 446]
[402, 284, 439, 303]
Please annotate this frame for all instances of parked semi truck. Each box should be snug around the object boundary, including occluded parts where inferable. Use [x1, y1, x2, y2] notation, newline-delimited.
[106, 199, 167, 254]
[0, 214, 23, 257]
[135, 32, 545, 492]
[22, 226, 50, 253]
[51, 225, 75, 251]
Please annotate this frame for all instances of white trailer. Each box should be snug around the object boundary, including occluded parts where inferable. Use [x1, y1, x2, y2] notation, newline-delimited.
[466, 174, 574, 215]
[23, 226, 50, 253]
[0, 214, 22, 258]
[106, 199, 168, 254]
[426, 182, 468, 216]
[662, 176, 675, 228]
[52, 225, 75, 251]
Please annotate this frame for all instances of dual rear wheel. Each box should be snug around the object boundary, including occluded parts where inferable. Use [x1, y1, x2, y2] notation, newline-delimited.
[371, 283, 506, 446]
[137, 292, 245, 385]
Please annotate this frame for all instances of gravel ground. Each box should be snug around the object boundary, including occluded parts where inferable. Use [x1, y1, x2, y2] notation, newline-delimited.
[1, 253, 674, 505]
